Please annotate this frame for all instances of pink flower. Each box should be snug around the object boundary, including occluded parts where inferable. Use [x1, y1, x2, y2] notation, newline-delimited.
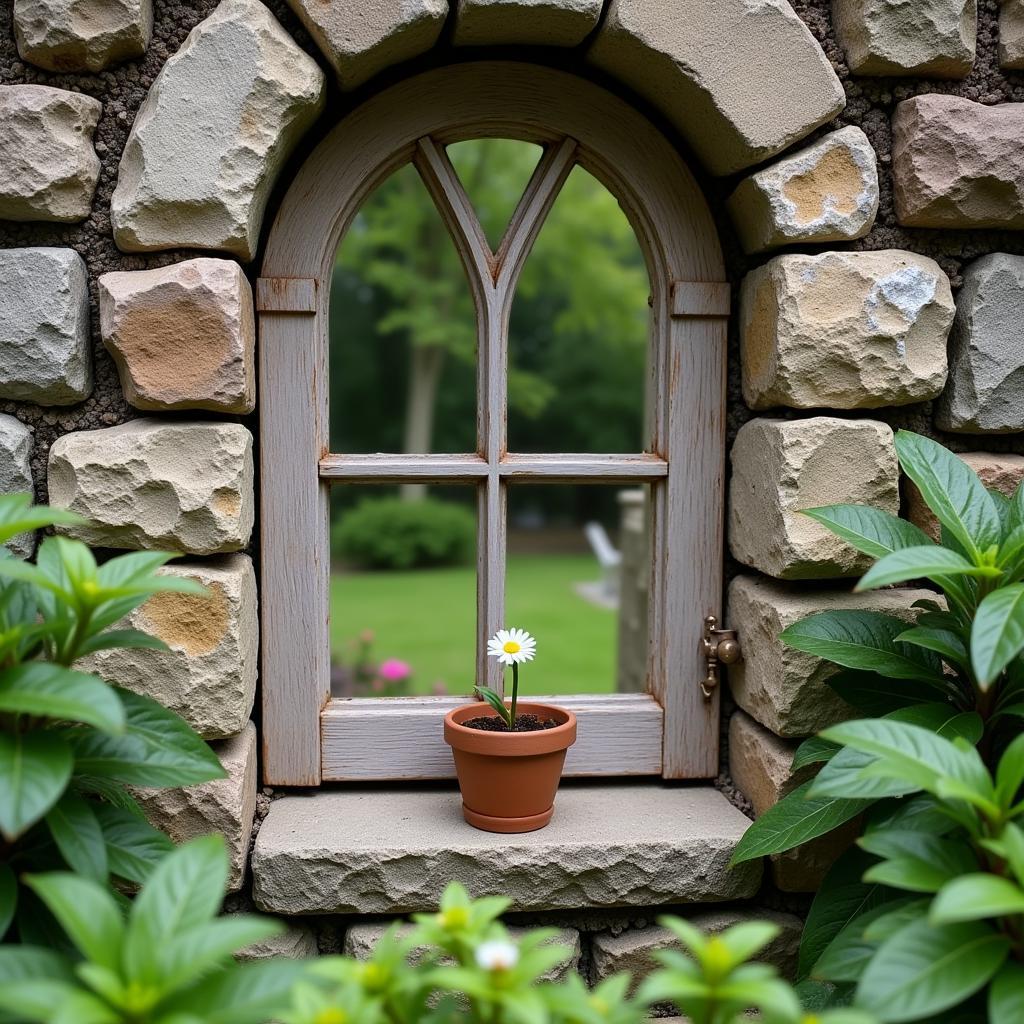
[379, 659, 412, 682]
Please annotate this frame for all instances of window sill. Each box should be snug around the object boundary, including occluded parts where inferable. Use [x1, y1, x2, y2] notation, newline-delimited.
[251, 782, 761, 915]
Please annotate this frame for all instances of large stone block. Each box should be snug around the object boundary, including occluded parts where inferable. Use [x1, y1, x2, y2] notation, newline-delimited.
[936, 254, 1024, 434]
[833, 0, 976, 77]
[728, 127, 879, 253]
[587, 0, 846, 176]
[728, 711, 805, 818]
[111, 0, 324, 261]
[0, 248, 92, 406]
[238, 923, 318, 961]
[729, 417, 899, 580]
[286, 0, 446, 90]
[726, 575, 937, 736]
[0, 85, 101, 223]
[892, 95, 1024, 229]
[99, 258, 255, 414]
[14, 0, 152, 73]
[0, 415, 35, 559]
[1001, 0, 1024, 69]
[81, 555, 256, 739]
[134, 722, 256, 893]
[454, 0, 601, 46]
[741, 250, 952, 411]
[48, 419, 254, 555]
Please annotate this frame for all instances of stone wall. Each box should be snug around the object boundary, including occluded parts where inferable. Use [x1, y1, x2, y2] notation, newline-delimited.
[1, 0, 1023, 968]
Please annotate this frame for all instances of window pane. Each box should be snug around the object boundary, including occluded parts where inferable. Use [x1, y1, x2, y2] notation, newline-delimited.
[329, 484, 478, 698]
[508, 165, 652, 454]
[504, 483, 651, 696]
[330, 162, 477, 455]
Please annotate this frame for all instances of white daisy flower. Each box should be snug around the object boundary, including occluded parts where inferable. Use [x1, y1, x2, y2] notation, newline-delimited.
[487, 628, 536, 665]
[475, 939, 520, 972]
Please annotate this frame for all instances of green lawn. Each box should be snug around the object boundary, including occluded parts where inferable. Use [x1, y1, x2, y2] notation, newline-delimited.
[330, 554, 616, 696]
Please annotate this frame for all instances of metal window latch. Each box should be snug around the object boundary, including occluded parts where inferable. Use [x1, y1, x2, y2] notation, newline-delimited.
[701, 615, 741, 699]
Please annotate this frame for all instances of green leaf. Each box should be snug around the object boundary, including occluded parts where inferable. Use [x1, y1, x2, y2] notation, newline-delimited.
[864, 794, 958, 838]
[894, 431, 1002, 563]
[94, 803, 172, 885]
[930, 874, 1024, 923]
[826, 670, 953, 715]
[159, 916, 284, 992]
[971, 584, 1024, 690]
[0, 730, 73, 840]
[729, 780, 869, 865]
[855, 918, 1009, 1022]
[990, 962, 1024, 1024]
[156, 960, 305, 1024]
[473, 686, 511, 727]
[857, 546, 999, 591]
[859, 832, 978, 893]
[813, 899, 920, 983]
[792, 736, 840, 773]
[0, 662, 124, 733]
[0, 494, 82, 547]
[0, 862, 16, 939]
[76, 629, 168, 658]
[45, 791, 107, 882]
[894, 627, 969, 670]
[996, 732, 1024, 810]
[801, 505, 933, 558]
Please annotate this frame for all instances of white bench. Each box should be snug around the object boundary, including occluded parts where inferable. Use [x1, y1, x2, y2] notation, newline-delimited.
[584, 521, 622, 603]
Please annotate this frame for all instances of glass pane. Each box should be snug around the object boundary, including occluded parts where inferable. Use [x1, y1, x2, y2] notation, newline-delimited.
[504, 483, 651, 696]
[329, 484, 478, 698]
[508, 165, 652, 454]
[446, 139, 544, 252]
[330, 162, 477, 455]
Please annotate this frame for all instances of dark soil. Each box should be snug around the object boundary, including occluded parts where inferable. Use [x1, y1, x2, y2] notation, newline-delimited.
[463, 714, 560, 732]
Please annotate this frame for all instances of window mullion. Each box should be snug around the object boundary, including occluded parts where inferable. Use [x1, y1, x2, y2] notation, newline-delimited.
[476, 471, 507, 694]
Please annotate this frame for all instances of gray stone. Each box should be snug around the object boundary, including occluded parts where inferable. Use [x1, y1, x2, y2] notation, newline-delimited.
[728, 417, 899, 580]
[48, 419, 254, 555]
[238, 922, 318, 961]
[252, 786, 762, 915]
[740, 250, 952, 411]
[936, 254, 1024, 433]
[726, 575, 937, 736]
[727, 127, 879, 253]
[1001, 0, 1024, 68]
[454, 0, 601, 46]
[286, 0, 446, 90]
[0, 415, 35, 559]
[81, 555, 257, 739]
[111, 0, 325, 261]
[0, 86, 101, 223]
[0, 248, 92, 406]
[587, 0, 846, 176]
[832, 0, 976, 77]
[14, 0, 152, 73]
[134, 722, 256, 893]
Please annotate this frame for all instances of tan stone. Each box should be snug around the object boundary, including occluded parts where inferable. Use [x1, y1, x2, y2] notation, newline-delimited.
[728, 127, 879, 253]
[726, 575, 936, 736]
[0, 85, 101, 223]
[771, 819, 862, 893]
[728, 417, 899, 580]
[99, 258, 255, 414]
[48, 419, 254, 555]
[1001, 0, 1024, 68]
[741, 250, 952, 411]
[286, 0, 447, 90]
[892, 95, 1024, 229]
[907, 452, 1024, 542]
[587, 0, 846, 176]
[454, 0, 600, 46]
[833, 0, 976, 77]
[134, 722, 256, 893]
[81, 555, 256, 739]
[238, 922, 318, 961]
[14, 0, 152, 73]
[728, 711, 807, 818]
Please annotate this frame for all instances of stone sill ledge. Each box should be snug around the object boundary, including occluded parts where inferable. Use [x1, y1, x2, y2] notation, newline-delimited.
[252, 783, 761, 916]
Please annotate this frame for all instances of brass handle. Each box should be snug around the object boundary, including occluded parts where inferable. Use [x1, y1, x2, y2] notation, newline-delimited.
[701, 615, 741, 699]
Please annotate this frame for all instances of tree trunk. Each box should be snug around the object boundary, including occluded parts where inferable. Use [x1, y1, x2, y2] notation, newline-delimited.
[401, 343, 445, 501]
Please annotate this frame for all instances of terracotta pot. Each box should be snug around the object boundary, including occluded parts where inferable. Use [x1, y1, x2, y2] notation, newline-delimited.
[443, 701, 577, 833]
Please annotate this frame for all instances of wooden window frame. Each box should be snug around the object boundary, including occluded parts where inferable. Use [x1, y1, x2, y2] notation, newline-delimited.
[258, 61, 729, 787]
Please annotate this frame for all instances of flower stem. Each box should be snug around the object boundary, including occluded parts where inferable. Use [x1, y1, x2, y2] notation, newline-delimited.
[510, 663, 519, 729]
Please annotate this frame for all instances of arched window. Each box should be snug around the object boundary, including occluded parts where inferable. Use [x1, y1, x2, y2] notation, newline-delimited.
[258, 62, 729, 787]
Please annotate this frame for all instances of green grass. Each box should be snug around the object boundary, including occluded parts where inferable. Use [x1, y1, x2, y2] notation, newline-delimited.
[330, 554, 616, 696]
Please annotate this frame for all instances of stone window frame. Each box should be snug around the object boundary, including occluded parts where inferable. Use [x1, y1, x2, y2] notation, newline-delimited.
[257, 61, 730, 787]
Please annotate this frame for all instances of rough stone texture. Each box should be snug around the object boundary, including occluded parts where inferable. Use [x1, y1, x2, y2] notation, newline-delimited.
[238, 923, 318, 961]
[134, 722, 256, 893]
[111, 0, 325, 261]
[728, 711, 806, 818]
[907, 452, 1024, 541]
[741, 250, 952, 410]
[252, 786, 762, 915]
[729, 416, 899, 579]
[14, 0, 153, 73]
[286, 0, 446, 90]
[936, 253, 1024, 433]
[0, 85, 101, 223]
[771, 819, 863, 893]
[81, 555, 257, 739]
[892, 95, 1024, 229]
[726, 575, 937, 736]
[454, 0, 601, 47]
[47, 419, 254, 555]
[0, 415, 35, 559]
[728, 127, 879, 253]
[587, 0, 846, 176]
[99, 258, 255, 414]
[1001, 0, 1024, 68]
[832, 0, 976, 77]
[0, 248, 92, 406]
